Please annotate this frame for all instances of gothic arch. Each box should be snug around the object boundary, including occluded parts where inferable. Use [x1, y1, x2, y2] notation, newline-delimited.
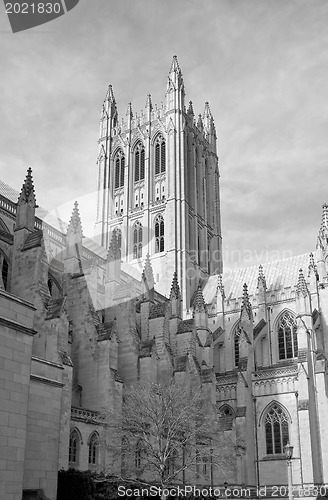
[132, 220, 143, 259]
[274, 309, 298, 360]
[259, 400, 292, 426]
[113, 149, 125, 189]
[230, 320, 241, 367]
[259, 401, 291, 456]
[88, 431, 99, 465]
[0, 218, 10, 233]
[151, 129, 166, 146]
[218, 404, 234, 431]
[153, 134, 166, 175]
[69, 428, 82, 465]
[47, 272, 62, 298]
[0, 248, 10, 291]
[154, 213, 164, 253]
[133, 141, 145, 182]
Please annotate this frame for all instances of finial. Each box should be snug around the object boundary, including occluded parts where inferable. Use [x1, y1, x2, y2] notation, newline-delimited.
[257, 265, 267, 288]
[203, 102, 213, 119]
[169, 55, 181, 74]
[105, 84, 115, 104]
[217, 275, 225, 297]
[194, 285, 206, 313]
[145, 94, 153, 112]
[241, 283, 252, 320]
[67, 201, 83, 237]
[308, 253, 318, 278]
[126, 102, 133, 119]
[187, 101, 194, 116]
[296, 269, 308, 298]
[321, 203, 328, 231]
[18, 167, 38, 207]
[170, 272, 181, 299]
[197, 114, 203, 130]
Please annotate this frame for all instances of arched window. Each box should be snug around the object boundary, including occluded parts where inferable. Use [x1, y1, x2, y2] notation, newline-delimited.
[233, 322, 241, 367]
[133, 221, 143, 259]
[114, 150, 125, 189]
[134, 143, 145, 182]
[88, 432, 99, 465]
[1, 255, 9, 291]
[277, 311, 298, 360]
[154, 214, 164, 253]
[264, 403, 289, 455]
[69, 429, 80, 464]
[219, 405, 234, 431]
[155, 135, 165, 175]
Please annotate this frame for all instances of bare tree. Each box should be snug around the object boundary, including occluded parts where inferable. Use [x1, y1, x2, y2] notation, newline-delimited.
[101, 380, 234, 494]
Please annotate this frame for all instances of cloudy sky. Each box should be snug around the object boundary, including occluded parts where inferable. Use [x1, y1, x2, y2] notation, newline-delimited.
[1, 0, 328, 270]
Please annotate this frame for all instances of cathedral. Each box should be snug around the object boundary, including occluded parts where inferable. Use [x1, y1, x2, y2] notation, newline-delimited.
[0, 56, 328, 500]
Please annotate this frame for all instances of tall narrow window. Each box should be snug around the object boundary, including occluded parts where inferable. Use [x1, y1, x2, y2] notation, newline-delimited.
[69, 430, 80, 464]
[234, 322, 241, 367]
[114, 150, 125, 189]
[154, 214, 164, 253]
[155, 135, 165, 175]
[277, 311, 298, 360]
[219, 405, 234, 431]
[264, 403, 289, 455]
[1, 257, 9, 291]
[134, 143, 145, 182]
[133, 221, 143, 259]
[88, 432, 99, 465]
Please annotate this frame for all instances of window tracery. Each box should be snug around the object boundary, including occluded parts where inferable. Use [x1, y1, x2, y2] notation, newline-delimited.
[264, 403, 289, 455]
[155, 135, 165, 175]
[114, 150, 125, 189]
[154, 214, 164, 253]
[133, 221, 143, 259]
[277, 311, 298, 360]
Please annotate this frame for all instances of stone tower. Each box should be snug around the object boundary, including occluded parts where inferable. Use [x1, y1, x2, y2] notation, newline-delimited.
[95, 56, 222, 312]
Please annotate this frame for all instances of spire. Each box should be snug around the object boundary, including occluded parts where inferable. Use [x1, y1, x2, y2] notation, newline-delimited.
[126, 102, 133, 120]
[169, 55, 181, 75]
[257, 265, 266, 288]
[296, 268, 309, 298]
[18, 167, 37, 207]
[308, 252, 318, 278]
[194, 285, 206, 313]
[169, 272, 181, 299]
[197, 114, 203, 130]
[217, 274, 225, 297]
[321, 203, 328, 232]
[105, 84, 115, 105]
[145, 94, 153, 112]
[187, 101, 194, 117]
[67, 201, 83, 239]
[142, 254, 154, 300]
[241, 283, 252, 320]
[203, 102, 213, 123]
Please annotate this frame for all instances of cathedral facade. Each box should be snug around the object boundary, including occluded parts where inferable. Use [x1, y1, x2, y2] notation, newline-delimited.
[0, 57, 328, 500]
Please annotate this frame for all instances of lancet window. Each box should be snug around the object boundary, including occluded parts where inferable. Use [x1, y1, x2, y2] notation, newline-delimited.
[114, 150, 125, 189]
[277, 311, 298, 360]
[155, 135, 166, 175]
[264, 403, 289, 455]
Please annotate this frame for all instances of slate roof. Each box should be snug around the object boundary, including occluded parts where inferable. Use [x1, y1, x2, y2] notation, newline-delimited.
[203, 253, 311, 304]
[21, 230, 43, 251]
[46, 297, 66, 320]
[139, 339, 155, 358]
[149, 302, 166, 319]
[97, 321, 116, 341]
[177, 319, 194, 334]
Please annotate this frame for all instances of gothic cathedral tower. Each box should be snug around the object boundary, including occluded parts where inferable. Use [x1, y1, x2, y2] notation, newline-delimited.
[95, 56, 222, 312]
